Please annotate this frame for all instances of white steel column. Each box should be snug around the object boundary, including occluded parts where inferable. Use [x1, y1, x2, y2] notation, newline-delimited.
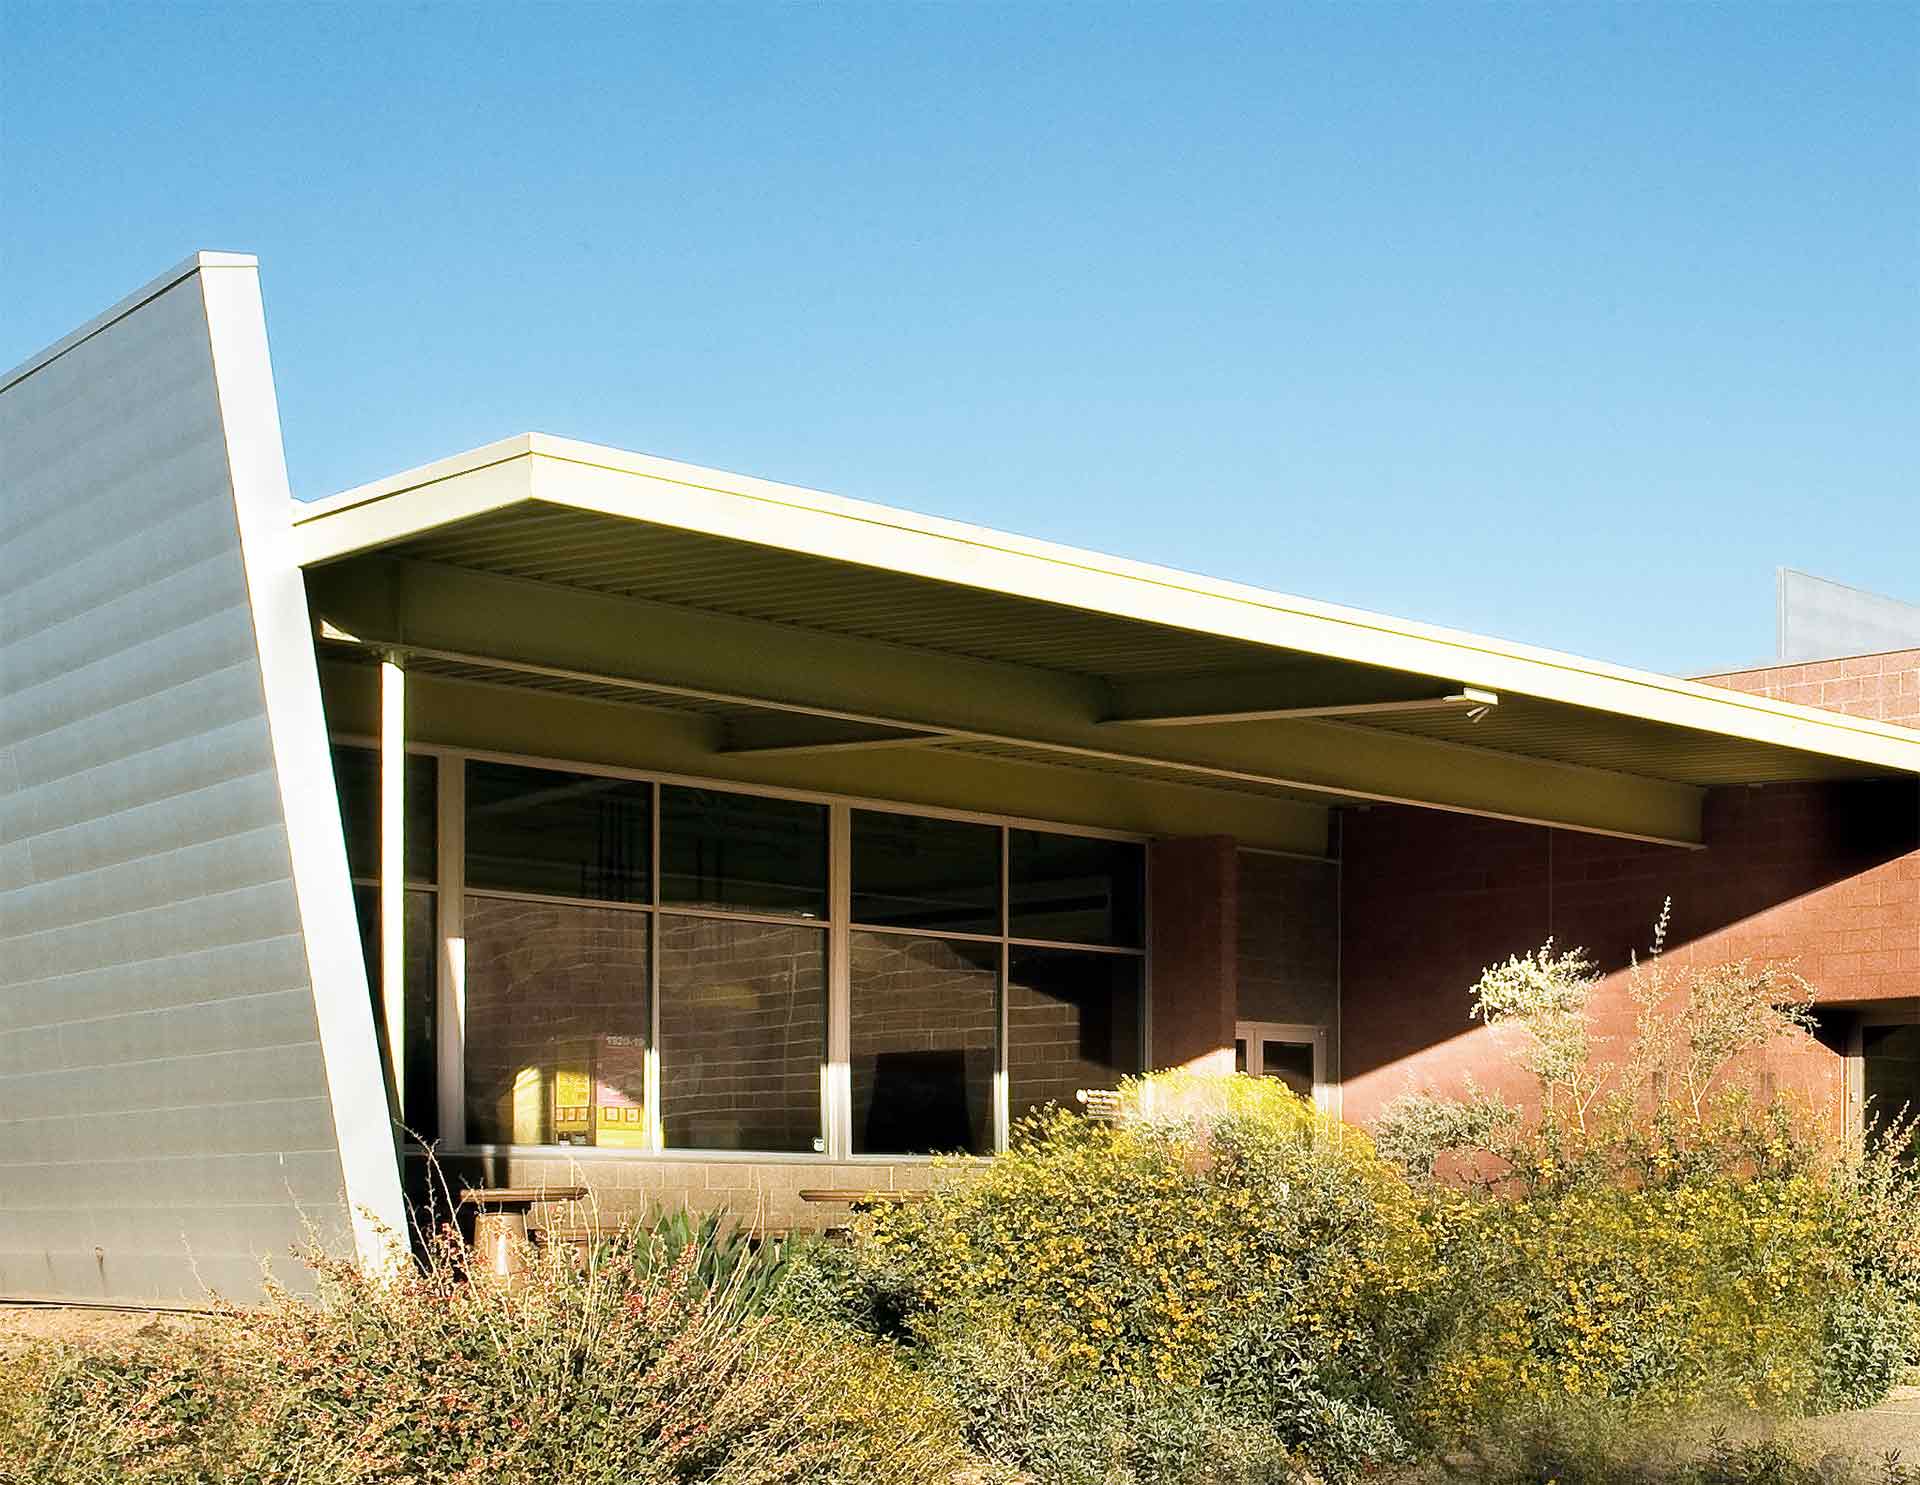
[994, 830, 1010, 1153]
[827, 804, 852, 1159]
[380, 653, 406, 1116]
[436, 754, 465, 1146]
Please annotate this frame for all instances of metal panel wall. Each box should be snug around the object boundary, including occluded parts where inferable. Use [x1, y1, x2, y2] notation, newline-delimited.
[0, 256, 404, 1303]
[1778, 569, 1920, 665]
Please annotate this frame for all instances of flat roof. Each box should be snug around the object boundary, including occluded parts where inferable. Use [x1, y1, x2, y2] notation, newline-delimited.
[292, 432, 1920, 848]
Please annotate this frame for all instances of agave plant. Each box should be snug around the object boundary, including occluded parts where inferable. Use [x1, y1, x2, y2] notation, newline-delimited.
[598, 1204, 800, 1319]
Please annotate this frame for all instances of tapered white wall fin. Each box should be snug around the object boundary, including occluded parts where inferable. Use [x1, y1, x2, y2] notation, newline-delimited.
[197, 262, 409, 1275]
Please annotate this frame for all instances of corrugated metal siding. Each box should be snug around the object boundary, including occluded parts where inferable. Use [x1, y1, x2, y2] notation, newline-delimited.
[373, 504, 1883, 789]
[0, 275, 351, 1303]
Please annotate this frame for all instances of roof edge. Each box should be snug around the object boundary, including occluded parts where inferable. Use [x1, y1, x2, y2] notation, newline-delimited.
[292, 432, 1920, 777]
[2, 252, 259, 393]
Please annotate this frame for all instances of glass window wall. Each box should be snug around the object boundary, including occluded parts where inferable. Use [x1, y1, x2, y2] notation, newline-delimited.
[849, 932, 998, 1155]
[660, 787, 827, 917]
[335, 743, 438, 1144]
[655, 917, 826, 1153]
[1008, 828, 1144, 947]
[463, 896, 651, 1147]
[1006, 946, 1144, 1125]
[368, 746, 1152, 1158]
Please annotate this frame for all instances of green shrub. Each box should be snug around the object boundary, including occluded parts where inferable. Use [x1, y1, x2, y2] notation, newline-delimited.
[1420, 1175, 1863, 1425]
[924, 1316, 1300, 1485]
[807, 1072, 1437, 1480]
[0, 1333, 242, 1485]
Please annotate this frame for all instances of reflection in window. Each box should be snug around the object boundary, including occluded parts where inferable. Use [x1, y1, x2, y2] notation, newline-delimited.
[1008, 830, 1144, 947]
[466, 761, 650, 903]
[462, 897, 650, 1147]
[656, 917, 825, 1152]
[351, 885, 440, 1142]
[661, 788, 827, 918]
[1007, 946, 1143, 1123]
[333, 746, 437, 881]
[851, 811, 1000, 935]
[850, 933, 997, 1155]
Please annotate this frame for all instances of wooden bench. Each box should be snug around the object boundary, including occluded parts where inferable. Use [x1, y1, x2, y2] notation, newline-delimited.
[797, 1188, 929, 1208]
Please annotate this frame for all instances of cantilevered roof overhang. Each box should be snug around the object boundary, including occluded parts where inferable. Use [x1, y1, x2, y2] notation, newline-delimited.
[293, 434, 1920, 850]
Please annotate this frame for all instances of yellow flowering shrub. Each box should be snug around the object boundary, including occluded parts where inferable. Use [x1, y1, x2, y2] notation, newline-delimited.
[1420, 1174, 1860, 1429]
[825, 1073, 1442, 1475]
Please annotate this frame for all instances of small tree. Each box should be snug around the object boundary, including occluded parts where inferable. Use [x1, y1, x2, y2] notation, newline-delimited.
[1469, 939, 1606, 1133]
[1622, 898, 1817, 1127]
[1377, 898, 1828, 1193]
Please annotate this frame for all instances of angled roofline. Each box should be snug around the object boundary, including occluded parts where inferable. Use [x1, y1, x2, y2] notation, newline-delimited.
[292, 433, 1920, 780]
[2, 251, 260, 393]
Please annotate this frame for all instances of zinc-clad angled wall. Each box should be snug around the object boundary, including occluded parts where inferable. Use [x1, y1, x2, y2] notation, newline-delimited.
[0, 258, 403, 1303]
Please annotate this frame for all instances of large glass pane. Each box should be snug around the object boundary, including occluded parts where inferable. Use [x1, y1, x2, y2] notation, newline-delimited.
[660, 787, 827, 918]
[333, 745, 437, 882]
[657, 917, 825, 1151]
[1008, 830, 1144, 947]
[851, 811, 1000, 934]
[352, 885, 440, 1142]
[1007, 946, 1143, 1123]
[1864, 1025, 1920, 1137]
[1261, 1040, 1315, 1099]
[466, 761, 651, 903]
[462, 896, 651, 1147]
[849, 933, 997, 1155]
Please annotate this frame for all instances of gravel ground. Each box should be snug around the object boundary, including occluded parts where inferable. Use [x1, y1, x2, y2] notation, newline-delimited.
[1793, 1386, 1920, 1462]
[0, 1302, 222, 1357]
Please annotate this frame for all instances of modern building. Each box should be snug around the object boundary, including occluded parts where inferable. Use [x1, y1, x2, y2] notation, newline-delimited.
[5, 254, 1917, 1306]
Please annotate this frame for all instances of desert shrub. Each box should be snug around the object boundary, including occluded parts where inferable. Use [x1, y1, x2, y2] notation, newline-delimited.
[1375, 902, 1827, 1200]
[924, 1317, 1300, 1485]
[1827, 1110, 1920, 1372]
[1421, 1175, 1865, 1426]
[1372, 906, 1914, 1428]
[806, 1072, 1438, 1480]
[0, 1332, 242, 1485]
[1372, 1080, 1518, 1183]
[0, 1222, 984, 1485]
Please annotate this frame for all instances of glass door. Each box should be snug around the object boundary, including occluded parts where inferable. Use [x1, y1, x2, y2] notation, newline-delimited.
[1234, 1021, 1328, 1109]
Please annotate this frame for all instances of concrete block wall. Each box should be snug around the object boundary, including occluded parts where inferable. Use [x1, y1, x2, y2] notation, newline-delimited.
[413, 1151, 962, 1236]
[1698, 649, 1920, 728]
[1237, 852, 1338, 1027]
[1337, 650, 1920, 1129]
[1339, 778, 1920, 1127]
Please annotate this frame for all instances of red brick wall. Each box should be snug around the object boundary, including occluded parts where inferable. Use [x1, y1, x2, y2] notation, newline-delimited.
[1338, 777, 1920, 1126]
[1697, 649, 1920, 728]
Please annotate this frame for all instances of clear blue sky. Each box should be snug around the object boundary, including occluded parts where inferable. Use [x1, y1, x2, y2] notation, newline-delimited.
[5, 4, 1914, 675]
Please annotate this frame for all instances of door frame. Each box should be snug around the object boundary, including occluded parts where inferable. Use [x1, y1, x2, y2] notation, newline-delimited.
[1848, 1003, 1920, 1143]
[1235, 1020, 1330, 1112]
